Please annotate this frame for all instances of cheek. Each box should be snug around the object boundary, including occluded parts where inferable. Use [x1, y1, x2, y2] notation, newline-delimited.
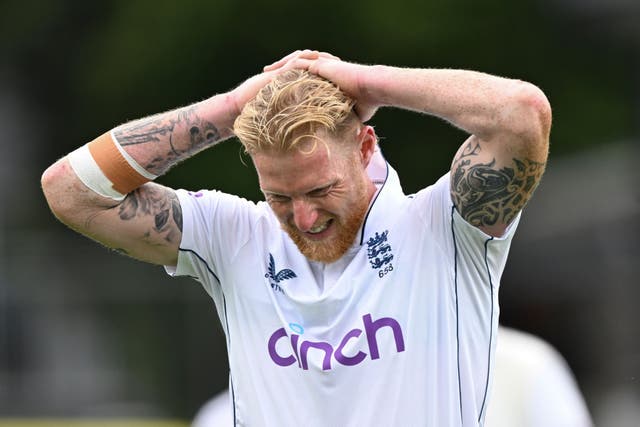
[323, 198, 351, 221]
[268, 203, 291, 223]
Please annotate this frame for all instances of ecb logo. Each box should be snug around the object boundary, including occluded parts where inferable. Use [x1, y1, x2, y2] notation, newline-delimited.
[366, 230, 394, 278]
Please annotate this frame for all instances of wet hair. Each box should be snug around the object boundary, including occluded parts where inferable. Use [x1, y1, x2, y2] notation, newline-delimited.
[233, 69, 360, 154]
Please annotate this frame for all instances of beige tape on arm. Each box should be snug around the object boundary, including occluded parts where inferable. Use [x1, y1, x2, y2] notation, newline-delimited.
[67, 131, 157, 200]
[87, 132, 154, 195]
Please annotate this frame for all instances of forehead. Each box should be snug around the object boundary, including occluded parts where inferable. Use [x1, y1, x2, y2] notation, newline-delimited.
[252, 140, 352, 194]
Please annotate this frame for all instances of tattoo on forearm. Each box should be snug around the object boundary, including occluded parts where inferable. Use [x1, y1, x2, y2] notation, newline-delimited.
[114, 106, 220, 174]
[118, 186, 183, 244]
[451, 141, 545, 227]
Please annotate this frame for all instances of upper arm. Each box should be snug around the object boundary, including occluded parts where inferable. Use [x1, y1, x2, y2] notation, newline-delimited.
[42, 157, 182, 266]
[450, 85, 551, 237]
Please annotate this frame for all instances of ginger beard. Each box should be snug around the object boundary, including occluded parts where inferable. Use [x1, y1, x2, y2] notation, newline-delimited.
[281, 165, 372, 264]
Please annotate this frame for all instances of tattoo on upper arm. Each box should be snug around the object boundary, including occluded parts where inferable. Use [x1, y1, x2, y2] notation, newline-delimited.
[171, 196, 183, 231]
[451, 141, 545, 228]
[118, 186, 183, 244]
[114, 105, 220, 175]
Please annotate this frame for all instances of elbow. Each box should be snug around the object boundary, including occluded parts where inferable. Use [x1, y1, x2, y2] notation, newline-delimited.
[42, 158, 117, 228]
[512, 82, 552, 147]
[41, 158, 77, 223]
[41, 160, 64, 217]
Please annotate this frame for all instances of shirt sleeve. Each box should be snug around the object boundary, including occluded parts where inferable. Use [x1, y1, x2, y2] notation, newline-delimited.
[164, 189, 265, 298]
[412, 172, 522, 420]
[412, 172, 520, 281]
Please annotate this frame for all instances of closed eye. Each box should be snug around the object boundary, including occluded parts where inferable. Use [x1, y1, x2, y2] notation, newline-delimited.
[308, 185, 333, 198]
[266, 193, 291, 203]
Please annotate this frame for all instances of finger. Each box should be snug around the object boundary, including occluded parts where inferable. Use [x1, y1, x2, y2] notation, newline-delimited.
[263, 53, 295, 72]
[263, 50, 302, 72]
[278, 58, 315, 73]
[263, 49, 322, 71]
[317, 52, 340, 61]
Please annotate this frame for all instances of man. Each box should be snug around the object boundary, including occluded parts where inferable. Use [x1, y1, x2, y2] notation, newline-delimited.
[41, 50, 551, 426]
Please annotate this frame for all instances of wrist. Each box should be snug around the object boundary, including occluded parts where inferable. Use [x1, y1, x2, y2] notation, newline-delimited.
[199, 92, 243, 139]
[360, 64, 395, 107]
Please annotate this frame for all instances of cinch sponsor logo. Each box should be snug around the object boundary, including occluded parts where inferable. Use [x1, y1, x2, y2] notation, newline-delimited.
[267, 314, 405, 371]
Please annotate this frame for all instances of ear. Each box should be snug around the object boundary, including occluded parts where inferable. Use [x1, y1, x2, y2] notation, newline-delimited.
[358, 125, 377, 167]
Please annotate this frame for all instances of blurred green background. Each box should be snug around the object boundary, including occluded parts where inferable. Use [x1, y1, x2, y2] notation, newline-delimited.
[1, 0, 638, 425]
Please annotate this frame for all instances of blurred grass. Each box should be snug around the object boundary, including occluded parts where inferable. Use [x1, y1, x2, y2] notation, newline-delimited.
[0, 420, 188, 427]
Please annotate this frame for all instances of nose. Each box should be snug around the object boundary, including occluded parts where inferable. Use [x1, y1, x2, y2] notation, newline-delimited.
[292, 199, 319, 232]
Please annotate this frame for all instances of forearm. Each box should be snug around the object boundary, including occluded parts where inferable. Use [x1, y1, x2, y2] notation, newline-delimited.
[361, 65, 551, 237]
[363, 65, 549, 143]
[41, 158, 181, 266]
[112, 92, 238, 176]
[41, 91, 239, 265]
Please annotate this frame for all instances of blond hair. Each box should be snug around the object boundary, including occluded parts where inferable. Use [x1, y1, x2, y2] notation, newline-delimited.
[234, 69, 359, 154]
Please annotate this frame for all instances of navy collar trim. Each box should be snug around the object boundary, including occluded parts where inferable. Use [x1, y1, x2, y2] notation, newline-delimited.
[358, 149, 391, 246]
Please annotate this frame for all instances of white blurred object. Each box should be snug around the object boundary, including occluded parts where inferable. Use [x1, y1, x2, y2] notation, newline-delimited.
[485, 327, 593, 427]
[192, 389, 233, 427]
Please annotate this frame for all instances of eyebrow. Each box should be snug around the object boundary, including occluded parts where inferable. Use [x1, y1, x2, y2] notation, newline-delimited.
[261, 181, 337, 197]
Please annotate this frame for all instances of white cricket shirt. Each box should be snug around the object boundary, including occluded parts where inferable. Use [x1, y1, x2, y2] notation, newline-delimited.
[166, 149, 520, 426]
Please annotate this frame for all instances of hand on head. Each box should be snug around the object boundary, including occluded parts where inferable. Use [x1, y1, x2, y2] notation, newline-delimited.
[264, 50, 380, 122]
[262, 49, 341, 72]
[231, 50, 379, 124]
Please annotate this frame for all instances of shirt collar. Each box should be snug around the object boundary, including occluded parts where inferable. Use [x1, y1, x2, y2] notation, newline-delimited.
[356, 147, 405, 247]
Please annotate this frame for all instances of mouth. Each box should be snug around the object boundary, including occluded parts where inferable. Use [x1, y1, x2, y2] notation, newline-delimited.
[305, 219, 334, 239]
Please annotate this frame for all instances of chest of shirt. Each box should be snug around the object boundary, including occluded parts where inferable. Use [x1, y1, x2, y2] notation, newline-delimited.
[219, 220, 454, 345]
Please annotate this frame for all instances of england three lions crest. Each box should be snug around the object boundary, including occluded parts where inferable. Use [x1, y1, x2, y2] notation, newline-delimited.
[366, 230, 394, 278]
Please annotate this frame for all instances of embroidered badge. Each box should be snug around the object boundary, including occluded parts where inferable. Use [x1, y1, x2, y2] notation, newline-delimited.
[265, 253, 297, 293]
[366, 230, 394, 278]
